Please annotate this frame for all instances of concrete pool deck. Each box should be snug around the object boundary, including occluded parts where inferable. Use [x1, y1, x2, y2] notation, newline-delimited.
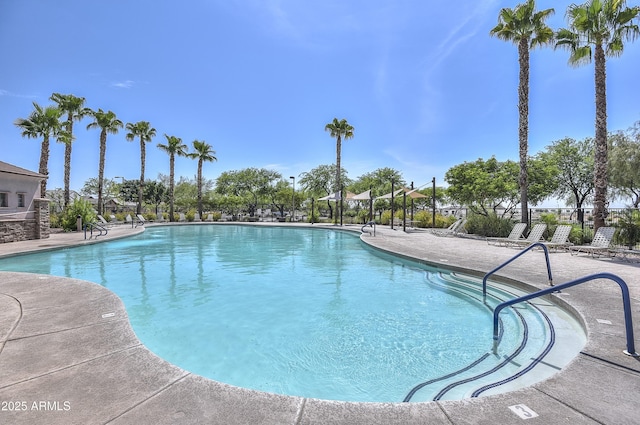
[0, 222, 638, 424]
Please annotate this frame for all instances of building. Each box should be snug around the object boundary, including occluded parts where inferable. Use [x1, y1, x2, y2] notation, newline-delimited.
[0, 160, 50, 243]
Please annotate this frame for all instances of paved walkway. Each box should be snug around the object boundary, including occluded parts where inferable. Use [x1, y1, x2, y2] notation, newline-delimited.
[0, 223, 638, 424]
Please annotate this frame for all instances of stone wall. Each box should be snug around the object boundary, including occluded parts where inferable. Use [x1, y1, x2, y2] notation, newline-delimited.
[0, 199, 50, 243]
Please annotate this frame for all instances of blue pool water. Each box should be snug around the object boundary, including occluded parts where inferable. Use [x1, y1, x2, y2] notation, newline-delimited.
[0, 225, 578, 402]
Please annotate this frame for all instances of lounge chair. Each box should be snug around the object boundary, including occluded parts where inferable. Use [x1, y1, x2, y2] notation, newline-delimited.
[539, 225, 573, 251]
[486, 222, 527, 246]
[568, 226, 616, 257]
[179, 213, 186, 222]
[135, 214, 146, 227]
[431, 218, 466, 237]
[510, 223, 547, 247]
[97, 214, 114, 227]
[205, 214, 213, 222]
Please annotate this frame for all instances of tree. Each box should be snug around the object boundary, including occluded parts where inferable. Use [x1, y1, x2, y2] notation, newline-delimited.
[144, 180, 168, 216]
[215, 168, 282, 217]
[608, 126, 640, 207]
[445, 157, 520, 217]
[86, 109, 123, 215]
[537, 137, 594, 224]
[50, 93, 90, 208]
[187, 140, 217, 218]
[14, 102, 65, 196]
[299, 164, 351, 219]
[157, 134, 189, 221]
[555, 0, 640, 230]
[325, 118, 354, 223]
[126, 121, 157, 214]
[490, 0, 555, 225]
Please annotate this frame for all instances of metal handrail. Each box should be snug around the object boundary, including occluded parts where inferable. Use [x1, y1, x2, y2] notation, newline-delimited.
[482, 242, 553, 302]
[361, 221, 376, 236]
[84, 222, 108, 239]
[492, 272, 638, 357]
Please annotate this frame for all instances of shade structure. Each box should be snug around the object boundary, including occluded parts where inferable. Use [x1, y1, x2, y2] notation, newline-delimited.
[351, 189, 372, 200]
[318, 191, 341, 201]
[405, 188, 428, 199]
[375, 189, 404, 200]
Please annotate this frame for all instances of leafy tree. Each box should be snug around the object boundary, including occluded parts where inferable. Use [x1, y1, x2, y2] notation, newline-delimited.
[157, 135, 189, 221]
[325, 118, 354, 222]
[216, 168, 282, 216]
[350, 167, 406, 219]
[608, 127, 640, 207]
[555, 0, 640, 230]
[144, 180, 168, 215]
[490, 0, 555, 225]
[50, 93, 90, 207]
[299, 164, 351, 219]
[86, 109, 123, 215]
[14, 102, 65, 196]
[126, 121, 157, 214]
[187, 140, 217, 218]
[174, 177, 198, 211]
[537, 137, 594, 224]
[445, 157, 520, 217]
[60, 198, 96, 231]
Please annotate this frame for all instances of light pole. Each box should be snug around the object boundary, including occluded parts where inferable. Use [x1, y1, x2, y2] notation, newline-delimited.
[290, 176, 295, 222]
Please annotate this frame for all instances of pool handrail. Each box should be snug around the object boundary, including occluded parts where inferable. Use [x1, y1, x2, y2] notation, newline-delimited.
[482, 242, 553, 302]
[361, 221, 376, 236]
[84, 222, 108, 239]
[492, 272, 638, 357]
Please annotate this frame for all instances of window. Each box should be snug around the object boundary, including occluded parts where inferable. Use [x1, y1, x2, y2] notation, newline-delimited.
[17, 193, 25, 208]
[0, 192, 7, 207]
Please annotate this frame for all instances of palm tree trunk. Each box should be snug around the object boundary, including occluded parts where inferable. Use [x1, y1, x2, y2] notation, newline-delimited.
[335, 135, 342, 224]
[39, 136, 49, 197]
[169, 155, 175, 222]
[64, 119, 73, 208]
[197, 160, 203, 217]
[138, 138, 145, 215]
[593, 42, 608, 231]
[518, 38, 530, 226]
[97, 131, 107, 216]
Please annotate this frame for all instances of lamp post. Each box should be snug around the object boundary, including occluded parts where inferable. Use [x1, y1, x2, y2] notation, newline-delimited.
[290, 176, 295, 222]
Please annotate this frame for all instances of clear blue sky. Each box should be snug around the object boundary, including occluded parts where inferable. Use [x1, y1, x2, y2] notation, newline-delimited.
[1, 0, 638, 203]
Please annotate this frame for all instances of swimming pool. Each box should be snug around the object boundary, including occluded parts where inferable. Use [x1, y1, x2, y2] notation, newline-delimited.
[0, 225, 586, 402]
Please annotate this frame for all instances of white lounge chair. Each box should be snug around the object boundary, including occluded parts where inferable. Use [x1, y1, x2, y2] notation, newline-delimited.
[568, 226, 616, 257]
[539, 225, 573, 251]
[135, 214, 146, 227]
[510, 223, 547, 247]
[487, 222, 527, 246]
[431, 218, 466, 237]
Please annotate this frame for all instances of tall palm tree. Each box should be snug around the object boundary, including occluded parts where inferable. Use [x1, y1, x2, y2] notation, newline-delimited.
[187, 140, 217, 218]
[157, 134, 188, 221]
[87, 109, 123, 215]
[490, 0, 555, 226]
[126, 121, 157, 214]
[555, 0, 639, 230]
[324, 118, 354, 223]
[50, 93, 90, 208]
[14, 102, 64, 197]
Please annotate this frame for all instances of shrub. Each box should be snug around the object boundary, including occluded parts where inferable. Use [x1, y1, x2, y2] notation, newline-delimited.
[185, 209, 196, 222]
[381, 210, 392, 225]
[210, 211, 222, 221]
[614, 209, 640, 249]
[60, 199, 96, 231]
[356, 209, 371, 224]
[466, 213, 513, 237]
[412, 211, 456, 228]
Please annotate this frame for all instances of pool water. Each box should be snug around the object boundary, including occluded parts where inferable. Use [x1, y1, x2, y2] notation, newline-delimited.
[0, 225, 585, 402]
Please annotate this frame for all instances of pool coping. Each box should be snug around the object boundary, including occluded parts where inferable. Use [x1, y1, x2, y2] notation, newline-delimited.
[0, 222, 638, 424]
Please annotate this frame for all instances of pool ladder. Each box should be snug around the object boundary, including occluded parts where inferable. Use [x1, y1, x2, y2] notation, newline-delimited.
[84, 222, 108, 239]
[483, 242, 638, 357]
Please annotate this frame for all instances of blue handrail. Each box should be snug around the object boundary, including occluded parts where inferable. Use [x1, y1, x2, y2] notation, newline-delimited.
[482, 242, 553, 302]
[492, 272, 637, 357]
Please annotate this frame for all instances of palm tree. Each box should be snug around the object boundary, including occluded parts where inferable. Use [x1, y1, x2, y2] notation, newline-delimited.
[87, 109, 123, 215]
[187, 140, 217, 218]
[555, 0, 639, 230]
[14, 102, 65, 197]
[324, 118, 354, 223]
[490, 0, 555, 226]
[157, 134, 189, 221]
[50, 93, 90, 208]
[126, 121, 157, 215]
